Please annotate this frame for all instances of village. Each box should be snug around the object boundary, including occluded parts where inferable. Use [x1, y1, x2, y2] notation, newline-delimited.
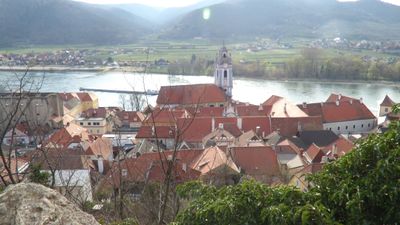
[0, 46, 399, 210]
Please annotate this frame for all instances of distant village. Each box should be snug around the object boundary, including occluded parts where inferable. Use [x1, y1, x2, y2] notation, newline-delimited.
[1, 46, 399, 207]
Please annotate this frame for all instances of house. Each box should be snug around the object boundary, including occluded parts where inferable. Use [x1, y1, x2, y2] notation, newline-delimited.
[115, 111, 145, 132]
[190, 146, 240, 185]
[230, 146, 282, 184]
[299, 94, 377, 134]
[0, 157, 29, 185]
[46, 123, 91, 149]
[289, 163, 324, 192]
[76, 92, 99, 112]
[3, 123, 32, 146]
[31, 149, 95, 203]
[75, 107, 116, 135]
[379, 95, 396, 117]
[156, 84, 227, 108]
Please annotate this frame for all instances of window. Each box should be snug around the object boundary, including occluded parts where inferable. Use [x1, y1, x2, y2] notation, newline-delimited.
[329, 128, 332, 131]
[337, 127, 340, 131]
[346, 126, 348, 130]
[368, 123, 371, 127]
[80, 122, 84, 126]
[361, 124, 364, 128]
[385, 108, 389, 112]
[88, 122, 91, 126]
[224, 70, 228, 78]
[353, 125, 356, 129]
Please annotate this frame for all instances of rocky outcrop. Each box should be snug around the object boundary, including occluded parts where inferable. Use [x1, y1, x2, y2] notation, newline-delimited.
[0, 183, 100, 225]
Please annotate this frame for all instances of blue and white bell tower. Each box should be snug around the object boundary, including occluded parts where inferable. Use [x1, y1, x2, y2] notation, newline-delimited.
[214, 45, 233, 98]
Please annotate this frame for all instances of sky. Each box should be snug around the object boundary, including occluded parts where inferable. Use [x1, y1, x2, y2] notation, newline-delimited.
[76, 0, 400, 8]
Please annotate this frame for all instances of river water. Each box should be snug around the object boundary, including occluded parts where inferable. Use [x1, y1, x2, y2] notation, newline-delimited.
[0, 71, 399, 116]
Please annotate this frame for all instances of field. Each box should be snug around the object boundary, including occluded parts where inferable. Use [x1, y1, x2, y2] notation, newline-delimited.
[0, 39, 398, 71]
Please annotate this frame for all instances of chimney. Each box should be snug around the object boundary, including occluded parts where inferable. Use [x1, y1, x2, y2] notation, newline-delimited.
[211, 117, 215, 131]
[98, 156, 104, 174]
[167, 155, 173, 161]
[332, 144, 338, 156]
[258, 104, 263, 111]
[297, 121, 303, 132]
[237, 117, 243, 130]
[338, 94, 342, 100]
[255, 126, 261, 135]
[302, 102, 307, 108]
[218, 123, 224, 130]
[182, 163, 187, 173]
[350, 99, 353, 104]
[360, 98, 363, 104]
[321, 156, 328, 164]
[336, 100, 339, 106]
[284, 103, 287, 114]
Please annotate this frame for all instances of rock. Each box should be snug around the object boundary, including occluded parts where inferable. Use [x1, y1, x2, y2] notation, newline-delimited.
[0, 183, 100, 225]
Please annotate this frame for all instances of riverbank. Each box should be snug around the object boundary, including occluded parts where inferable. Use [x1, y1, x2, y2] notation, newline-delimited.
[1, 65, 399, 88]
[0, 66, 145, 73]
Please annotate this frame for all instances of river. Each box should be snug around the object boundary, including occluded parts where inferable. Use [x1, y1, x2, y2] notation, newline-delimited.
[0, 71, 399, 116]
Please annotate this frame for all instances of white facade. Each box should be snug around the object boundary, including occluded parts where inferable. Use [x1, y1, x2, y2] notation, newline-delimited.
[45, 169, 93, 202]
[323, 119, 377, 135]
[214, 46, 233, 97]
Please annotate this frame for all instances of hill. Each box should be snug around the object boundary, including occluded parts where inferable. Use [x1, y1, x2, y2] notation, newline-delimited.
[112, 0, 226, 25]
[162, 0, 400, 40]
[0, 0, 150, 47]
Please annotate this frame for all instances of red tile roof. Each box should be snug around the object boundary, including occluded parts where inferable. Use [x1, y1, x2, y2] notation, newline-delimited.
[46, 124, 91, 148]
[186, 107, 224, 117]
[157, 84, 226, 105]
[81, 107, 108, 118]
[76, 92, 95, 102]
[326, 93, 358, 103]
[299, 101, 375, 123]
[117, 111, 145, 123]
[304, 144, 325, 164]
[380, 95, 396, 107]
[136, 126, 176, 139]
[236, 105, 271, 117]
[230, 146, 281, 178]
[322, 136, 354, 157]
[241, 117, 271, 136]
[262, 95, 284, 106]
[143, 108, 188, 125]
[271, 117, 323, 136]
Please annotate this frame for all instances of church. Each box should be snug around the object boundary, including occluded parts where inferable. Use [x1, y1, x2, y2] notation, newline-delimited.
[156, 45, 234, 108]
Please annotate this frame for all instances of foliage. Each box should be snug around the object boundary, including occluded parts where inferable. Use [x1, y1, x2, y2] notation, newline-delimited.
[309, 120, 400, 224]
[29, 164, 50, 186]
[175, 120, 400, 225]
[174, 180, 337, 225]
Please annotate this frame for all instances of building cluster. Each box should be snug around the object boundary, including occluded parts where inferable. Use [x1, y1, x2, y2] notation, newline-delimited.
[1, 46, 398, 203]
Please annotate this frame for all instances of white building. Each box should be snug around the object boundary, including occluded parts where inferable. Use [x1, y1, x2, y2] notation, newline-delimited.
[214, 45, 233, 98]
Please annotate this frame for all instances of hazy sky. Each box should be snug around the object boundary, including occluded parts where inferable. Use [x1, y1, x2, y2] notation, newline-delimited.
[76, 0, 400, 8]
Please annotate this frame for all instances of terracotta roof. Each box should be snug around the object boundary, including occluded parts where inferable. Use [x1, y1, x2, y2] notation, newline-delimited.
[0, 158, 29, 183]
[46, 124, 90, 148]
[230, 146, 281, 178]
[326, 93, 358, 103]
[58, 93, 78, 102]
[262, 95, 284, 106]
[263, 95, 308, 118]
[117, 111, 145, 123]
[31, 148, 94, 170]
[76, 92, 95, 102]
[136, 126, 176, 139]
[191, 146, 239, 176]
[271, 117, 323, 136]
[81, 107, 108, 118]
[157, 84, 226, 105]
[380, 95, 396, 107]
[304, 144, 325, 164]
[186, 107, 224, 117]
[299, 101, 375, 123]
[276, 139, 302, 155]
[86, 137, 113, 160]
[236, 105, 271, 117]
[178, 117, 213, 143]
[241, 117, 271, 136]
[322, 136, 354, 157]
[143, 108, 189, 125]
[222, 123, 242, 137]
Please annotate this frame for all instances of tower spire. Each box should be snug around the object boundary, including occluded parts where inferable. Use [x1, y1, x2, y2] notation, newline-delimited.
[214, 45, 233, 98]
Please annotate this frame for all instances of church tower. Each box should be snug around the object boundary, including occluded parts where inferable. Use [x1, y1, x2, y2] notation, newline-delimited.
[214, 45, 233, 98]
